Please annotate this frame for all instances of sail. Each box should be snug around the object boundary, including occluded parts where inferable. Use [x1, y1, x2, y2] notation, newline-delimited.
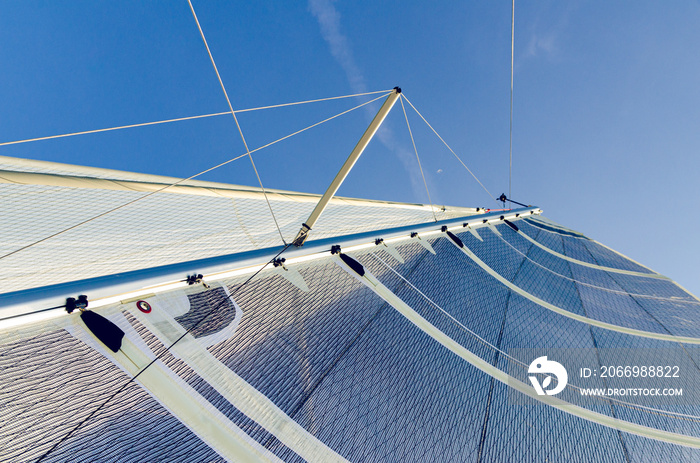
[2, 156, 700, 462]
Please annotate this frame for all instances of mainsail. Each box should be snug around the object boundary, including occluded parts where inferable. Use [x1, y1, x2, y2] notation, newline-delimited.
[2, 155, 700, 462]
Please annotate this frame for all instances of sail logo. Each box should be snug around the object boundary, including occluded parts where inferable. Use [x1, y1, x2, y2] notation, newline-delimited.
[528, 356, 568, 396]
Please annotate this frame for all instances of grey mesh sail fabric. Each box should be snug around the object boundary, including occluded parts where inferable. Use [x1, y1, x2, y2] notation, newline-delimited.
[2, 157, 700, 462]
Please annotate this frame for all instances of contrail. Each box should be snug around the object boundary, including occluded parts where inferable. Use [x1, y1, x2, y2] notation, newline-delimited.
[308, 0, 435, 203]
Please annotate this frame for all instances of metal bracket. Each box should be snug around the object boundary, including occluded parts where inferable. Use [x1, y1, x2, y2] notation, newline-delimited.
[410, 232, 436, 255]
[374, 238, 405, 263]
[65, 294, 89, 313]
[186, 274, 210, 289]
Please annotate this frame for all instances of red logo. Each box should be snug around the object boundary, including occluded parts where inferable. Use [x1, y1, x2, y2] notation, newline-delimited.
[136, 300, 152, 313]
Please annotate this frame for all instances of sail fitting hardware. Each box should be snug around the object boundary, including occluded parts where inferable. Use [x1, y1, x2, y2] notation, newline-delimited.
[410, 231, 436, 254]
[497, 193, 530, 209]
[329, 244, 365, 277]
[292, 87, 402, 247]
[374, 238, 405, 263]
[65, 294, 89, 314]
[186, 273, 210, 289]
[460, 222, 483, 241]
[442, 226, 464, 248]
[65, 294, 125, 353]
[271, 256, 310, 291]
[503, 219, 519, 232]
[293, 223, 312, 248]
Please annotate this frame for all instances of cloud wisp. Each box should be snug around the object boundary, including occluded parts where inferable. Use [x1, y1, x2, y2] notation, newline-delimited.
[308, 0, 436, 204]
[308, 0, 367, 94]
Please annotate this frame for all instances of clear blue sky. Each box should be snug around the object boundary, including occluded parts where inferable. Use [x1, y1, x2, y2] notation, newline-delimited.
[1, 1, 698, 296]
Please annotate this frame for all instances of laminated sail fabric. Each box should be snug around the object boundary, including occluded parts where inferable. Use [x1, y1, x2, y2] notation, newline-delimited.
[2, 158, 700, 462]
[0, 155, 476, 294]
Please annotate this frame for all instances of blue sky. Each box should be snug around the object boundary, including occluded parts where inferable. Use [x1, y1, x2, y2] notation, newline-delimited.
[1, 1, 698, 296]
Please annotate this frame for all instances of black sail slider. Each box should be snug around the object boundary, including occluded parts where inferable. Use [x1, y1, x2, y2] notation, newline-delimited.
[80, 310, 125, 353]
[441, 226, 464, 248]
[446, 231, 464, 248]
[339, 253, 365, 277]
[503, 219, 519, 232]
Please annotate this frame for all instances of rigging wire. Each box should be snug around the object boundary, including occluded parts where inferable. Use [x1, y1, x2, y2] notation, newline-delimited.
[234, 89, 392, 113]
[222, 93, 391, 164]
[0, 94, 391, 262]
[187, 0, 285, 245]
[0, 112, 229, 148]
[399, 95, 438, 222]
[509, 0, 515, 200]
[0, 90, 391, 149]
[35, 243, 291, 463]
[401, 94, 497, 203]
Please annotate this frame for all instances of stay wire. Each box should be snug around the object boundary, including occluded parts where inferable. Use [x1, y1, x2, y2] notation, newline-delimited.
[401, 94, 497, 203]
[399, 95, 438, 222]
[0, 112, 229, 148]
[509, 0, 515, 200]
[0, 92, 389, 262]
[35, 243, 291, 463]
[0, 90, 391, 149]
[223, 93, 391, 164]
[188, 0, 285, 245]
[234, 89, 392, 113]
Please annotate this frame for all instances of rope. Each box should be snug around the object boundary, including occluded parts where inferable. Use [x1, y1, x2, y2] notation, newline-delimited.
[234, 89, 393, 113]
[509, 0, 515, 199]
[399, 95, 437, 222]
[187, 0, 286, 245]
[368, 252, 700, 422]
[401, 94, 496, 203]
[225, 92, 391, 164]
[0, 92, 388, 262]
[35, 243, 291, 462]
[0, 112, 230, 148]
[0, 90, 391, 149]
